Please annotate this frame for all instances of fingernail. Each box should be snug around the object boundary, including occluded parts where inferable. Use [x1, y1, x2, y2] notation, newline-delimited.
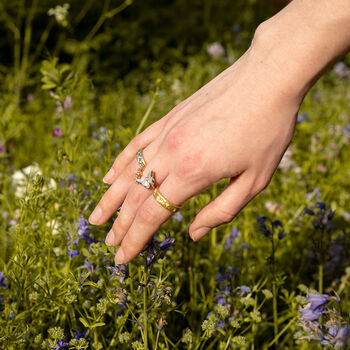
[191, 227, 210, 241]
[103, 168, 115, 183]
[89, 205, 102, 224]
[115, 247, 125, 264]
[105, 229, 115, 246]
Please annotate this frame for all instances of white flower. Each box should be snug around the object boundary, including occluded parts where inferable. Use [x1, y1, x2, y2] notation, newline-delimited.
[48, 3, 70, 27]
[207, 42, 225, 58]
[12, 163, 56, 198]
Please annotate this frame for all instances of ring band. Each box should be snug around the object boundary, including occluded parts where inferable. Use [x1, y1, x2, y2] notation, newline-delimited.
[153, 187, 181, 213]
[136, 149, 147, 179]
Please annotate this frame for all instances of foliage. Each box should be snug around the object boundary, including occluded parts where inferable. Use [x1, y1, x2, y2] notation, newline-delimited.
[1, 1, 350, 349]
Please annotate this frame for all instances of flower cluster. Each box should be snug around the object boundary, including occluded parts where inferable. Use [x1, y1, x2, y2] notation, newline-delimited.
[139, 235, 176, 266]
[67, 216, 97, 257]
[298, 292, 350, 348]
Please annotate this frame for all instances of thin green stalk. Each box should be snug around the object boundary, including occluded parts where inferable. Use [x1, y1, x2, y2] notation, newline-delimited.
[135, 89, 159, 136]
[272, 281, 278, 346]
[271, 237, 278, 346]
[211, 183, 217, 249]
[154, 330, 160, 350]
[143, 267, 149, 349]
[318, 263, 323, 294]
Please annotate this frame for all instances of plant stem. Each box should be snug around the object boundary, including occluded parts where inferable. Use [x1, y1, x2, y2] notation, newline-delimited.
[135, 88, 159, 136]
[154, 330, 160, 350]
[318, 263, 323, 294]
[143, 266, 149, 349]
[272, 281, 278, 346]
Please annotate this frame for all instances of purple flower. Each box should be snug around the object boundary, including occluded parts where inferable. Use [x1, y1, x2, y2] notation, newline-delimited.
[52, 127, 62, 137]
[0, 272, 8, 289]
[239, 286, 251, 294]
[106, 264, 129, 283]
[72, 329, 87, 339]
[335, 326, 350, 347]
[217, 296, 226, 305]
[224, 237, 232, 249]
[54, 340, 68, 349]
[217, 319, 225, 329]
[172, 212, 183, 222]
[9, 310, 14, 320]
[333, 62, 349, 77]
[0, 144, 4, 153]
[307, 293, 329, 310]
[297, 111, 309, 124]
[27, 93, 34, 102]
[231, 228, 238, 238]
[300, 307, 324, 322]
[300, 293, 329, 321]
[140, 235, 175, 266]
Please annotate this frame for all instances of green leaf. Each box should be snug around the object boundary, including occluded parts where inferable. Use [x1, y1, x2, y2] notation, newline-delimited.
[90, 322, 105, 328]
[79, 317, 90, 328]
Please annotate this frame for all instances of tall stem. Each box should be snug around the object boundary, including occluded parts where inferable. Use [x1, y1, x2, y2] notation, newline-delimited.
[271, 237, 278, 346]
[318, 263, 323, 294]
[143, 267, 149, 349]
[135, 85, 159, 136]
[272, 281, 278, 346]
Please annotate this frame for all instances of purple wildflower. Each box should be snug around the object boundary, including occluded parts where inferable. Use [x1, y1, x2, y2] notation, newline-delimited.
[224, 237, 232, 249]
[53, 340, 68, 349]
[140, 235, 176, 266]
[9, 310, 14, 320]
[217, 296, 226, 305]
[217, 319, 225, 329]
[300, 293, 329, 321]
[307, 293, 330, 310]
[106, 264, 129, 283]
[27, 93, 34, 102]
[72, 330, 87, 339]
[300, 307, 324, 322]
[231, 228, 238, 238]
[297, 111, 309, 124]
[333, 62, 349, 77]
[0, 144, 4, 153]
[239, 286, 251, 294]
[0, 272, 8, 289]
[172, 212, 183, 222]
[52, 127, 62, 137]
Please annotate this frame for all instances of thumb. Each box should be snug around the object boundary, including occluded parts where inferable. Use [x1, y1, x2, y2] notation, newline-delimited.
[189, 174, 254, 241]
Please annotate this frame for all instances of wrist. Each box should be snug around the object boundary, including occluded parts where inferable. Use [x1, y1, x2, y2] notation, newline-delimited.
[248, 0, 350, 103]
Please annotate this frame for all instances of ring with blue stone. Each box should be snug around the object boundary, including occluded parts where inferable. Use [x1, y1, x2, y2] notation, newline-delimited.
[135, 149, 147, 179]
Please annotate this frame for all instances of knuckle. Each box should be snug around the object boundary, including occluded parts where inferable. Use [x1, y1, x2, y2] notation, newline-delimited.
[122, 235, 142, 256]
[114, 217, 128, 234]
[214, 206, 235, 224]
[137, 204, 156, 226]
[164, 126, 187, 152]
[126, 163, 137, 179]
[253, 176, 271, 194]
[174, 156, 197, 180]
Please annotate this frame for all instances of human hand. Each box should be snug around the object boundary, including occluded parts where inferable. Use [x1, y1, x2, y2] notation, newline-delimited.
[89, 33, 304, 264]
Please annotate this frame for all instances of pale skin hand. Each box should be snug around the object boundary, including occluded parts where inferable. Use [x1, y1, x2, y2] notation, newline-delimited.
[89, 0, 350, 264]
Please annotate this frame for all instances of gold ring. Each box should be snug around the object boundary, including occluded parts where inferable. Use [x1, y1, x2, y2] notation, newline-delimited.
[135, 149, 146, 179]
[153, 187, 181, 213]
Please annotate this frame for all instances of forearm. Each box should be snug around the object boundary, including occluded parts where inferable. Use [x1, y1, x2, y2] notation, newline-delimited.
[249, 0, 350, 102]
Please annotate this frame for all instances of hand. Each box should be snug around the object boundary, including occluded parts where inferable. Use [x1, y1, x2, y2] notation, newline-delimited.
[88, 38, 303, 264]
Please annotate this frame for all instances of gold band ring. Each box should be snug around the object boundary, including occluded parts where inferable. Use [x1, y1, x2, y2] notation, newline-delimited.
[135, 149, 147, 179]
[153, 187, 181, 213]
